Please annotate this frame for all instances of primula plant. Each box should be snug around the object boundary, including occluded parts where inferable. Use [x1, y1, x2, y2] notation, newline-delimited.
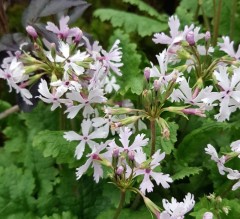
[1, 0, 240, 219]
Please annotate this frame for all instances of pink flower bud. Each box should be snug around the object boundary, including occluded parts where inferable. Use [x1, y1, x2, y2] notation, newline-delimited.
[113, 148, 119, 158]
[182, 108, 206, 117]
[186, 31, 195, 46]
[26, 25, 38, 39]
[202, 212, 213, 219]
[205, 31, 211, 41]
[74, 28, 83, 44]
[144, 67, 150, 80]
[154, 79, 161, 91]
[116, 166, 124, 175]
[128, 150, 135, 161]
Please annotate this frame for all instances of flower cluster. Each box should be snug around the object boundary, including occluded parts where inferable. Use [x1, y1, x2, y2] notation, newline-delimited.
[1, 15, 123, 118]
[205, 140, 240, 190]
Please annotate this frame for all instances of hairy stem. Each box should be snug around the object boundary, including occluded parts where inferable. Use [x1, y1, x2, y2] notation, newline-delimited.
[150, 120, 156, 156]
[0, 105, 19, 119]
[212, 0, 222, 46]
[113, 190, 126, 219]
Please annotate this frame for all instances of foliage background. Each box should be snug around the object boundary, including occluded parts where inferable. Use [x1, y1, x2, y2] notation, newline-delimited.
[1, 0, 240, 218]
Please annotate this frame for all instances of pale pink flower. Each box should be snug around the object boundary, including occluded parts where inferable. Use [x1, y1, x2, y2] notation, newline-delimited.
[134, 150, 173, 194]
[104, 75, 120, 93]
[153, 15, 193, 46]
[170, 77, 213, 108]
[65, 88, 107, 118]
[226, 169, 240, 190]
[100, 39, 123, 76]
[76, 143, 108, 182]
[108, 127, 149, 154]
[202, 66, 240, 121]
[218, 36, 240, 59]
[202, 212, 213, 219]
[0, 58, 28, 92]
[205, 144, 226, 175]
[63, 119, 107, 160]
[230, 140, 240, 157]
[46, 16, 81, 40]
[50, 79, 82, 94]
[37, 79, 67, 110]
[160, 193, 195, 219]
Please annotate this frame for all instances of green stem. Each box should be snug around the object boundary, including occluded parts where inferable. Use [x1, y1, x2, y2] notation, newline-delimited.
[230, 0, 237, 39]
[150, 120, 156, 156]
[113, 190, 126, 219]
[212, 0, 222, 46]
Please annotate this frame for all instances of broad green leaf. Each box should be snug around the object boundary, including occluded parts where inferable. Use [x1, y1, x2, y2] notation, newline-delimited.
[175, 119, 232, 164]
[32, 130, 76, 166]
[172, 166, 202, 181]
[122, 0, 168, 21]
[41, 211, 77, 219]
[94, 9, 167, 37]
[156, 121, 179, 154]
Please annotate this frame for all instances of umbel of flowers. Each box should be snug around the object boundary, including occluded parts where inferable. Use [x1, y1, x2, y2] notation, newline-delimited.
[2, 13, 240, 219]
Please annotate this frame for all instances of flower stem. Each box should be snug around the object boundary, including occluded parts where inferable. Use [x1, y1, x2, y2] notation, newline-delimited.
[113, 190, 126, 219]
[212, 0, 222, 46]
[150, 120, 156, 156]
[230, 0, 237, 39]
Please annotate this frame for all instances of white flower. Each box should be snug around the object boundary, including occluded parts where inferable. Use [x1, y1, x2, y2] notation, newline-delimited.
[65, 88, 107, 118]
[134, 150, 173, 194]
[205, 144, 226, 175]
[153, 15, 193, 46]
[160, 193, 195, 219]
[0, 57, 28, 92]
[226, 169, 240, 190]
[63, 119, 107, 160]
[100, 39, 123, 76]
[50, 79, 82, 94]
[37, 79, 68, 110]
[202, 66, 240, 121]
[104, 75, 120, 93]
[76, 143, 108, 182]
[170, 77, 213, 109]
[218, 36, 240, 59]
[230, 139, 240, 157]
[108, 127, 149, 154]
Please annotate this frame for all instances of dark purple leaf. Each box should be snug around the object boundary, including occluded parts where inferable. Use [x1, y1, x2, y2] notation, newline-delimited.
[39, 0, 90, 18]
[0, 33, 29, 52]
[22, 0, 49, 27]
[68, 3, 91, 24]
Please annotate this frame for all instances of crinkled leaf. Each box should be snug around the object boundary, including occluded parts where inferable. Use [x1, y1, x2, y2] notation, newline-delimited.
[172, 166, 202, 181]
[41, 211, 77, 219]
[122, 0, 168, 21]
[94, 9, 167, 37]
[156, 121, 179, 154]
[175, 119, 232, 165]
[32, 130, 76, 166]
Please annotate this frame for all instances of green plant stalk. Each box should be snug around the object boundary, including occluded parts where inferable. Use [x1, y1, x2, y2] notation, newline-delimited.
[150, 120, 156, 156]
[212, 0, 222, 46]
[230, 0, 237, 39]
[113, 190, 126, 219]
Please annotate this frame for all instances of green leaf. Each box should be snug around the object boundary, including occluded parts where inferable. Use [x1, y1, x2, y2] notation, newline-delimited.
[94, 9, 167, 37]
[156, 121, 179, 154]
[41, 211, 77, 219]
[32, 130, 76, 167]
[172, 166, 202, 181]
[110, 29, 143, 95]
[175, 119, 232, 165]
[0, 165, 35, 217]
[122, 0, 168, 21]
